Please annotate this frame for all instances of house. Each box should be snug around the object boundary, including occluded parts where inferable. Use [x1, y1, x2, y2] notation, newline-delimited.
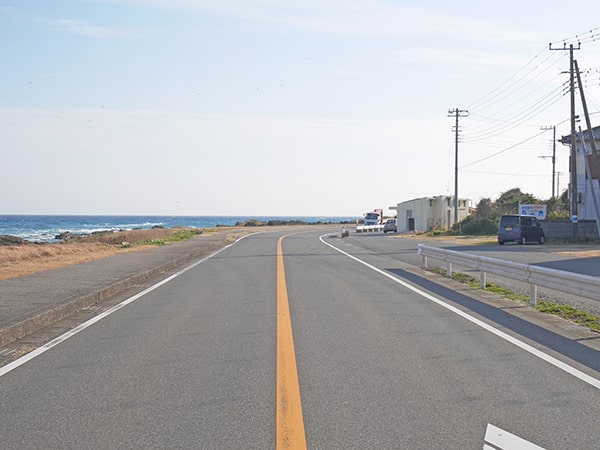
[559, 125, 600, 222]
[389, 195, 470, 233]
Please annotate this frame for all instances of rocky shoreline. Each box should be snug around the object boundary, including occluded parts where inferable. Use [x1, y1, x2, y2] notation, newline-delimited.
[1, 219, 353, 246]
[0, 235, 30, 246]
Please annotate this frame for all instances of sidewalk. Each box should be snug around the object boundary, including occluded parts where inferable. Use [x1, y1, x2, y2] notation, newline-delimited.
[0, 230, 241, 346]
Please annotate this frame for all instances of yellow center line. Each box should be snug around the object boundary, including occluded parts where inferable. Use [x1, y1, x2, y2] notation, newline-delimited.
[277, 235, 307, 450]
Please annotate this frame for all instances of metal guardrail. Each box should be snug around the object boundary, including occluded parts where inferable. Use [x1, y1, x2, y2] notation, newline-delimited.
[417, 243, 600, 306]
[355, 225, 384, 233]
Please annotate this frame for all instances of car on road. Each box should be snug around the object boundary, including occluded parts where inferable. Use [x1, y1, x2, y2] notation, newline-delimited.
[497, 214, 545, 245]
[383, 218, 397, 233]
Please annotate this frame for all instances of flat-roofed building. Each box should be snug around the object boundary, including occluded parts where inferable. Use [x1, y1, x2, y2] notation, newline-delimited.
[389, 195, 470, 233]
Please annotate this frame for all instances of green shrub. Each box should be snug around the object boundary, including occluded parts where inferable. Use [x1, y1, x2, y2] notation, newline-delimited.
[459, 216, 497, 235]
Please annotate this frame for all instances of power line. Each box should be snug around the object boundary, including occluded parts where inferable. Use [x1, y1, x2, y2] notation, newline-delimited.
[461, 169, 550, 178]
[460, 128, 548, 168]
[468, 50, 565, 113]
[464, 50, 568, 144]
[465, 85, 568, 142]
[454, 27, 600, 204]
[549, 27, 600, 48]
[467, 74, 567, 136]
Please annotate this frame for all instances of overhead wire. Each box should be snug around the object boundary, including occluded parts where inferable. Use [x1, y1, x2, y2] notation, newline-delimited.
[463, 50, 569, 145]
[467, 50, 564, 114]
[465, 82, 569, 143]
[455, 27, 600, 199]
[467, 76, 567, 137]
[549, 27, 600, 48]
[460, 128, 549, 169]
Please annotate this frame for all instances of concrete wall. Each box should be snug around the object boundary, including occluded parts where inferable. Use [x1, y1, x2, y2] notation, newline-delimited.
[542, 219, 599, 241]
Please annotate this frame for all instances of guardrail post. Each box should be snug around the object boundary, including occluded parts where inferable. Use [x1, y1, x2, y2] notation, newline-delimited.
[529, 284, 537, 307]
[416, 243, 600, 305]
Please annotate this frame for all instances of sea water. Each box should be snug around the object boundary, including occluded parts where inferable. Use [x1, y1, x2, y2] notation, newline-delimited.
[0, 215, 355, 242]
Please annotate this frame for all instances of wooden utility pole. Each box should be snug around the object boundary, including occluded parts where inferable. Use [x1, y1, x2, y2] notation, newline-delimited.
[448, 108, 468, 225]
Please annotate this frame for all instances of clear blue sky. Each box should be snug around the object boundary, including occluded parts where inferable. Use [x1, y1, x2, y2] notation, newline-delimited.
[2, 1, 600, 216]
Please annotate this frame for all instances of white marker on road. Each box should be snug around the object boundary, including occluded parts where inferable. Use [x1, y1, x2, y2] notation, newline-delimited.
[484, 424, 545, 449]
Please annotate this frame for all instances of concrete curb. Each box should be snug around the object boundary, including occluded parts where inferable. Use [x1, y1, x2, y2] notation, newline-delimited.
[0, 246, 216, 347]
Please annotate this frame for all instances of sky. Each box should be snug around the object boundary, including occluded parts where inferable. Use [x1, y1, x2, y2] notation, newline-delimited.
[2, 1, 600, 217]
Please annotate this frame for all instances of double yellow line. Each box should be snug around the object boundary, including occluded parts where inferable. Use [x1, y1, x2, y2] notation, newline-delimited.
[276, 235, 307, 449]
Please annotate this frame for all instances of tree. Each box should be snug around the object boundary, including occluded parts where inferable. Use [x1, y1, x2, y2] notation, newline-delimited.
[456, 187, 550, 235]
[495, 188, 538, 215]
[545, 189, 570, 219]
[473, 197, 495, 218]
[453, 187, 570, 235]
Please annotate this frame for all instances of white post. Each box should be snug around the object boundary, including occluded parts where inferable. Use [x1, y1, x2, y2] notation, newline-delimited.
[529, 284, 538, 307]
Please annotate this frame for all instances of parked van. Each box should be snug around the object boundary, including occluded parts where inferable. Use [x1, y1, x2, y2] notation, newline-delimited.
[497, 215, 545, 245]
[383, 218, 397, 233]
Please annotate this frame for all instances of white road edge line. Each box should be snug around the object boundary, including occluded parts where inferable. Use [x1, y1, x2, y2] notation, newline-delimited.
[0, 234, 253, 378]
[319, 234, 600, 391]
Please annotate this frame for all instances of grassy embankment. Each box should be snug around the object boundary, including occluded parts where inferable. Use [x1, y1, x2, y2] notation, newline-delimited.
[430, 268, 600, 332]
[0, 227, 205, 281]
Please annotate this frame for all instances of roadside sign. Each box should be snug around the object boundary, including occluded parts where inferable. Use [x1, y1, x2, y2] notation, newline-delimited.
[519, 204, 547, 219]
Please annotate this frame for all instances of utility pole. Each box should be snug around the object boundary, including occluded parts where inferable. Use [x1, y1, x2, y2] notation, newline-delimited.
[540, 126, 557, 198]
[575, 59, 600, 193]
[575, 59, 600, 238]
[557, 172, 564, 196]
[549, 42, 580, 241]
[448, 108, 469, 225]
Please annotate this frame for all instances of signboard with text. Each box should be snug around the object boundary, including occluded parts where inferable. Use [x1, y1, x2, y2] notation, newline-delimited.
[519, 204, 547, 219]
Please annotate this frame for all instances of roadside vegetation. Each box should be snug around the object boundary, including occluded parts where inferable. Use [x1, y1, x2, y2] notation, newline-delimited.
[0, 227, 205, 281]
[431, 267, 600, 332]
[84, 227, 204, 247]
[433, 187, 571, 236]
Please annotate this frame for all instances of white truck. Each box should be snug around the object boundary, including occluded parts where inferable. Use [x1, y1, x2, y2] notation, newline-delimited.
[357, 209, 384, 232]
[363, 210, 383, 225]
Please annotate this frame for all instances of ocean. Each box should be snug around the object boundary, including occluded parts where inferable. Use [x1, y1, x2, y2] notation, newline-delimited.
[0, 215, 356, 242]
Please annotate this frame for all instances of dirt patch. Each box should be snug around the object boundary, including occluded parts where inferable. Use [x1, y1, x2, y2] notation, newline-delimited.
[391, 233, 497, 245]
[556, 249, 600, 257]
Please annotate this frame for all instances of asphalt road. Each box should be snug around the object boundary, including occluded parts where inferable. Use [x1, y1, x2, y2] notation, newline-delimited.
[345, 232, 600, 316]
[1, 229, 599, 449]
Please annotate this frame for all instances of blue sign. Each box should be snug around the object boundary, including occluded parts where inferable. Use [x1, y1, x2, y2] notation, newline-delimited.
[519, 204, 547, 220]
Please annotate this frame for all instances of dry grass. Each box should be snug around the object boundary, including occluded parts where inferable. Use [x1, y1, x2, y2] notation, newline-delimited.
[0, 228, 199, 281]
[83, 227, 189, 245]
[0, 224, 316, 281]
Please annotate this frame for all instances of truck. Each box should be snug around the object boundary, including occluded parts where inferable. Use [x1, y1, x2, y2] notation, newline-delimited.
[363, 209, 383, 226]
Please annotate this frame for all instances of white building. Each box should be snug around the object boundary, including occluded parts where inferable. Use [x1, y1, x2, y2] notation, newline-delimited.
[560, 125, 600, 221]
[389, 195, 470, 233]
